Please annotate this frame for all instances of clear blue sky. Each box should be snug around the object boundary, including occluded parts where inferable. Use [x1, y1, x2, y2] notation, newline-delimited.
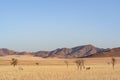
[1, 0, 120, 51]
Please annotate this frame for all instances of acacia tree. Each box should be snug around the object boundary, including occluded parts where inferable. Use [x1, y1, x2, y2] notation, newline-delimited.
[11, 58, 18, 67]
[75, 59, 85, 70]
[111, 57, 116, 69]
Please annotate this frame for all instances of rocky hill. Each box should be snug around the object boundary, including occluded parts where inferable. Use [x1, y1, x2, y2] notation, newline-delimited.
[0, 45, 109, 58]
[34, 45, 106, 58]
[89, 47, 120, 57]
[0, 48, 16, 56]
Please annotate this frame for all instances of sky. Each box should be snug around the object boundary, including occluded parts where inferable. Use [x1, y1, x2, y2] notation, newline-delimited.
[1, 0, 120, 52]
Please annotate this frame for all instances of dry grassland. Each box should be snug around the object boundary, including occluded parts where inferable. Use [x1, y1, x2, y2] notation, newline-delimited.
[0, 56, 120, 80]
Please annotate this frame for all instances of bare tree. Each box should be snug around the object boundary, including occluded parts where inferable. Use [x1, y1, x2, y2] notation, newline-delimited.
[64, 60, 69, 68]
[11, 58, 18, 67]
[111, 57, 116, 69]
[75, 59, 85, 70]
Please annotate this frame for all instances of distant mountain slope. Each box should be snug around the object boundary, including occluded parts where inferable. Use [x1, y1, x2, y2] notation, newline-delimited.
[0, 48, 16, 56]
[0, 45, 119, 58]
[89, 47, 120, 57]
[34, 45, 106, 58]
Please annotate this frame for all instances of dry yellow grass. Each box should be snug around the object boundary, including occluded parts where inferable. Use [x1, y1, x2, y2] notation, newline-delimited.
[0, 56, 120, 80]
[0, 65, 120, 80]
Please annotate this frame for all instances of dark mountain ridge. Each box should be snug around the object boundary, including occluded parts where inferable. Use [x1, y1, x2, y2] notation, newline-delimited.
[0, 44, 119, 58]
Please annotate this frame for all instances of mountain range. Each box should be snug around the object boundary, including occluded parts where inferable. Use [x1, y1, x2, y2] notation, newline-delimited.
[0, 44, 120, 58]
